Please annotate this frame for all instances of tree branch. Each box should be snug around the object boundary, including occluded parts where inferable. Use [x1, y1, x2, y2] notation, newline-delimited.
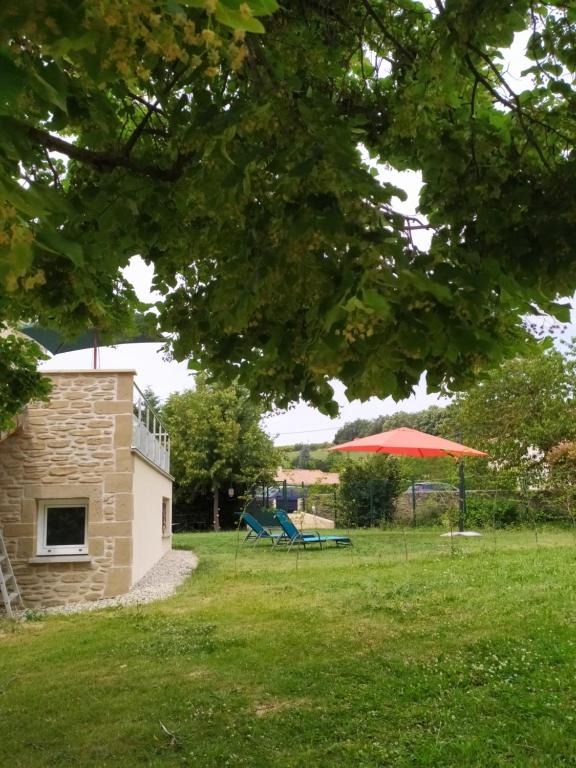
[43, 147, 62, 189]
[463, 54, 552, 171]
[24, 124, 190, 182]
[360, 0, 416, 63]
[124, 68, 188, 158]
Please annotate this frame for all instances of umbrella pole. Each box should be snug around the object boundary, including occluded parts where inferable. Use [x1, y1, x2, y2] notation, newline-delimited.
[458, 459, 467, 532]
[411, 478, 417, 527]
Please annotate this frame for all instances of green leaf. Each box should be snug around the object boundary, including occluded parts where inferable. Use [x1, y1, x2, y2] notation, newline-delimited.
[548, 302, 571, 324]
[215, 5, 266, 33]
[0, 51, 29, 109]
[219, 0, 278, 14]
[35, 229, 84, 266]
[362, 289, 390, 316]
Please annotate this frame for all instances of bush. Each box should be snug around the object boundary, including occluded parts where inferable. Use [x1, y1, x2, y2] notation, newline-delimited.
[464, 492, 566, 528]
[336, 455, 401, 527]
[465, 495, 522, 528]
[395, 490, 458, 527]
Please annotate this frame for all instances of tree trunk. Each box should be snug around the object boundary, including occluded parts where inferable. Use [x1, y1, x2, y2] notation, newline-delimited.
[212, 483, 220, 532]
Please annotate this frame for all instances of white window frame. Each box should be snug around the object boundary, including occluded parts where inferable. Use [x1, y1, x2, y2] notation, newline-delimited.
[37, 499, 89, 556]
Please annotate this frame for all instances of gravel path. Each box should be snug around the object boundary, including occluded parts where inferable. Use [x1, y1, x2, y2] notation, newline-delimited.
[33, 549, 198, 616]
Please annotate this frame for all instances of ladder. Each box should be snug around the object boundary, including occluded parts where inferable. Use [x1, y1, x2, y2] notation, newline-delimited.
[0, 529, 23, 617]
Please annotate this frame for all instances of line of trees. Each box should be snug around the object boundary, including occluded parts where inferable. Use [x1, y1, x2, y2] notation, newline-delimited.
[148, 344, 576, 530]
[334, 344, 576, 494]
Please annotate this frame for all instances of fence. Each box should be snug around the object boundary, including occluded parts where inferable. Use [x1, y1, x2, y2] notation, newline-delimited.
[132, 383, 170, 473]
[175, 471, 576, 532]
[266, 483, 338, 522]
[379, 480, 576, 530]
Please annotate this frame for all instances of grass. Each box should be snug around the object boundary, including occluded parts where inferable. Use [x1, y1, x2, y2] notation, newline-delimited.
[281, 447, 332, 466]
[2, 527, 576, 766]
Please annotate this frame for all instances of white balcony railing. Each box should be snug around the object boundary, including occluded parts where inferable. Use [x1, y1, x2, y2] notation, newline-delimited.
[132, 384, 170, 473]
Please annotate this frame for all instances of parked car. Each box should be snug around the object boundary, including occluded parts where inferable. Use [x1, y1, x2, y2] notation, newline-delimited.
[403, 482, 458, 495]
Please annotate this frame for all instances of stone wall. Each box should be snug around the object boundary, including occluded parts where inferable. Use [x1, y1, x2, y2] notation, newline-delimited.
[0, 370, 137, 608]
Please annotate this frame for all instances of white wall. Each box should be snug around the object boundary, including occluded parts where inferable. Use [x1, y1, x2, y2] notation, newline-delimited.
[132, 454, 172, 583]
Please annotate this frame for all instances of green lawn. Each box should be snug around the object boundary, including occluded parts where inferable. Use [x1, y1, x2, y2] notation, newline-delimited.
[2, 528, 576, 767]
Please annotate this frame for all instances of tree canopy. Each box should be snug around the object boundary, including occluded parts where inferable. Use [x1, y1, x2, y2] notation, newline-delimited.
[162, 375, 277, 528]
[0, 332, 51, 431]
[2, 1, 576, 417]
[453, 346, 576, 476]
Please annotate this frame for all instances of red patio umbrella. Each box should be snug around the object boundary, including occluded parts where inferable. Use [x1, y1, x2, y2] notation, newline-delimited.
[330, 427, 487, 530]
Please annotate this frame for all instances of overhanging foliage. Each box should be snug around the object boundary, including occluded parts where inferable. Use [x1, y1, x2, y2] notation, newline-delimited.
[2, 1, 575, 416]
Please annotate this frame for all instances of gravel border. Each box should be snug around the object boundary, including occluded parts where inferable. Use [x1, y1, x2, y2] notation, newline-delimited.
[27, 549, 198, 616]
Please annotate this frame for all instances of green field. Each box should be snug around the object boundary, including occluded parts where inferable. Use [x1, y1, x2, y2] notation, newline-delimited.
[280, 447, 332, 466]
[1, 528, 576, 767]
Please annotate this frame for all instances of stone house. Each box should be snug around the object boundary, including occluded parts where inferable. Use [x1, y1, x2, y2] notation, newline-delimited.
[0, 369, 172, 609]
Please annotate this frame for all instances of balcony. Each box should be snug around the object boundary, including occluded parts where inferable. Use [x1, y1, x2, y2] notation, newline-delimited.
[132, 384, 170, 474]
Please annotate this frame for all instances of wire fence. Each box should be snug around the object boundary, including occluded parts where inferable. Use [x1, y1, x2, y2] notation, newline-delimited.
[174, 469, 576, 533]
[262, 473, 576, 532]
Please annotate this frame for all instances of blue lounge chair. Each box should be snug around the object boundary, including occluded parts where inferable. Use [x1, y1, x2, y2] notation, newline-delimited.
[241, 512, 285, 545]
[273, 510, 352, 550]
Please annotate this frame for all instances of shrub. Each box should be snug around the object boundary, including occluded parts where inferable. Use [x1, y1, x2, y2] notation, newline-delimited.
[465, 495, 522, 528]
[464, 492, 566, 528]
[395, 490, 458, 527]
[336, 455, 401, 527]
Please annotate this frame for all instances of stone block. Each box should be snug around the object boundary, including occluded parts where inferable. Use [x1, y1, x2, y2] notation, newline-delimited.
[83, 419, 112, 429]
[53, 584, 81, 594]
[87, 497, 102, 522]
[89, 538, 106, 557]
[103, 567, 132, 597]
[46, 440, 73, 449]
[114, 415, 133, 448]
[85, 437, 112, 446]
[116, 374, 134, 402]
[16, 537, 34, 559]
[61, 573, 89, 583]
[88, 521, 132, 538]
[113, 538, 133, 566]
[114, 494, 134, 522]
[66, 391, 90, 400]
[48, 467, 76, 477]
[104, 473, 132, 493]
[115, 448, 133, 473]
[3, 523, 34, 538]
[95, 400, 132, 415]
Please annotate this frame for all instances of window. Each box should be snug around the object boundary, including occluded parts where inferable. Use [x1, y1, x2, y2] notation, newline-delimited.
[37, 500, 88, 556]
[162, 497, 171, 537]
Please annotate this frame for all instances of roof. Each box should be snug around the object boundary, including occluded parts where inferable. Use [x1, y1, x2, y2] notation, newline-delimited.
[275, 468, 340, 486]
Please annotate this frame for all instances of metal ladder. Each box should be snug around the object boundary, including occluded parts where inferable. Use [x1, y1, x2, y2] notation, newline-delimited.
[0, 529, 23, 617]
